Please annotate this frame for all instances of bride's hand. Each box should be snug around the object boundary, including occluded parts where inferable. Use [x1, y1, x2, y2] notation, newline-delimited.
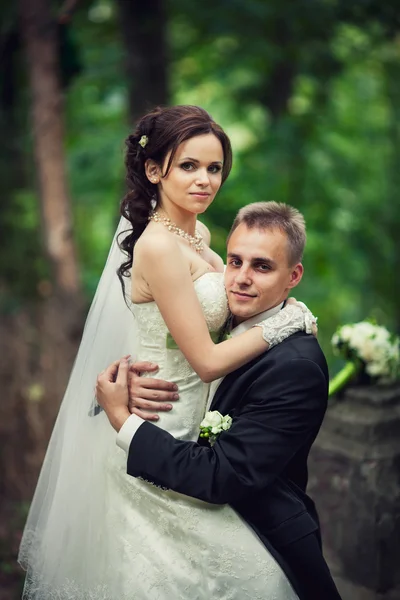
[254, 298, 318, 349]
[286, 297, 318, 337]
[128, 362, 179, 421]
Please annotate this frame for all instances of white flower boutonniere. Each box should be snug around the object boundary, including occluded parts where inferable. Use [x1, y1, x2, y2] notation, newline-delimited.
[199, 411, 232, 446]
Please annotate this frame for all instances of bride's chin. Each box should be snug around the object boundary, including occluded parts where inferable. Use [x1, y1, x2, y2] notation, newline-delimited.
[191, 205, 210, 215]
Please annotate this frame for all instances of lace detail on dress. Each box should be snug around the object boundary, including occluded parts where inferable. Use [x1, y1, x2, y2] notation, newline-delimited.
[22, 572, 117, 600]
[131, 272, 230, 442]
[103, 445, 298, 600]
[21, 272, 299, 600]
[255, 302, 316, 349]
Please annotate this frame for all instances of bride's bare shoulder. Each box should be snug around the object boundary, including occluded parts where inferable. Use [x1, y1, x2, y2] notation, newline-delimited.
[134, 224, 182, 261]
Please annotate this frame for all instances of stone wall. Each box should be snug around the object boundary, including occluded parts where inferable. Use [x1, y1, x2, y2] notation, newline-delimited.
[308, 384, 400, 600]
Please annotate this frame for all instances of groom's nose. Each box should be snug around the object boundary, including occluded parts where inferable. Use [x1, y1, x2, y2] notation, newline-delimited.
[234, 266, 252, 286]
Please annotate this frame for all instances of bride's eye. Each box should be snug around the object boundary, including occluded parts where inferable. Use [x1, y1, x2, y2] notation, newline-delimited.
[180, 162, 195, 171]
[208, 165, 222, 174]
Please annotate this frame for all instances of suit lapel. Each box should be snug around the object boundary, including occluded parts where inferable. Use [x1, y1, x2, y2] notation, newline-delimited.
[209, 354, 266, 415]
[209, 333, 310, 415]
[209, 373, 234, 412]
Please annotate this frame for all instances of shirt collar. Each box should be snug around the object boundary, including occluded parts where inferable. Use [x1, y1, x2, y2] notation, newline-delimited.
[230, 302, 284, 337]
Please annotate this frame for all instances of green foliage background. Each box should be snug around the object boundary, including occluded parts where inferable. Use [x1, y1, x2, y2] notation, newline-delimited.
[0, 2, 399, 594]
[3, 0, 400, 371]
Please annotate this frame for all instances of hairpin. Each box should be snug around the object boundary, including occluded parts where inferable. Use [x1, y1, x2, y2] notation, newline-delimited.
[139, 135, 149, 149]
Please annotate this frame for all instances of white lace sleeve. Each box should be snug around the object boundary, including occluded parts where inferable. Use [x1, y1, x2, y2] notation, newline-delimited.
[254, 302, 317, 349]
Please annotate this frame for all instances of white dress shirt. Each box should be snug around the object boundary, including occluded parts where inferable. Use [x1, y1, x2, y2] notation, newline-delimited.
[117, 302, 284, 453]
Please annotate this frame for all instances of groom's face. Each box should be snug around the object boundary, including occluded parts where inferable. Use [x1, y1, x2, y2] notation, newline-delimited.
[224, 223, 303, 324]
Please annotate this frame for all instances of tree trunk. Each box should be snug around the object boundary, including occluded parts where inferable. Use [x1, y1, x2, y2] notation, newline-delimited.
[1, 0, 86, 504]
[115, 0, 168, 125]
[0, 26, 26, 242]
[260, 20, 297, 122]
[19, 0, 81, 296]
[383, 58, 400, 331]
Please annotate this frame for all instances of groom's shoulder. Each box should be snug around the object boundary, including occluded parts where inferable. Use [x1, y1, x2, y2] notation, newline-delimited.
[265, 331, 328, 376]
[223, 334, 328, 387]
[228, 333, 329, 406]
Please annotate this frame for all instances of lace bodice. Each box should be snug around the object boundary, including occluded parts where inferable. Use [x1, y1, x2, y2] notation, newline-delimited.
[131, 271, 229, 441]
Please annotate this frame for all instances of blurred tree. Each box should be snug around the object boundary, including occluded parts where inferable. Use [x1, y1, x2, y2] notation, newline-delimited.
[0, 14, 86, 595]
[382, 55, 400, 329]
[115, 0, 168, 124]
[0, 5, 37, 299]
[1, 1, 400, 596]
[170, 0, 399, 121]
[0, 0, 85, 520]
[19, 0, 81, 297]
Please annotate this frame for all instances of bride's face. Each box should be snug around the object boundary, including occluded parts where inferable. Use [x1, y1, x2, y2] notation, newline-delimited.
[152, 134, 224, 217]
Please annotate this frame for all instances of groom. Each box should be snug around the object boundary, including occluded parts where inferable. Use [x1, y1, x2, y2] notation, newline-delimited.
[96, 202, 342, 600]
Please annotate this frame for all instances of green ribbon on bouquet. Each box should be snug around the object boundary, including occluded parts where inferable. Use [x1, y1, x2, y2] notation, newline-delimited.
[328, 361, 361, 397]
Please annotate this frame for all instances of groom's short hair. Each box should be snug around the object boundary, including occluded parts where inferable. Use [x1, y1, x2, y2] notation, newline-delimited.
[228, 201, 306, 265]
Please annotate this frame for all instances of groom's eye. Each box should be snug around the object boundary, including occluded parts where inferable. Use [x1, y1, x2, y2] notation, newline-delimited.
[229, 259, 241, 267]
[258, 264, 271, 271]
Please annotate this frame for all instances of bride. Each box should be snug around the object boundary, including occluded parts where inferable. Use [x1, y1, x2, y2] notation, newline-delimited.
[19, 105, 310, 599]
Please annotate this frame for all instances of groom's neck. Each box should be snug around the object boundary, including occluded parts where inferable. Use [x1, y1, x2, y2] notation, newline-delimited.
[232, 315, 258, 328]
[232, 314, 249, 327]
[231, 300, 283, 328]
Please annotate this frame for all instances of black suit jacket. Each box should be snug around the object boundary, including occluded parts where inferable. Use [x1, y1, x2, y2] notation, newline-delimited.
[126, 332, 341, 599]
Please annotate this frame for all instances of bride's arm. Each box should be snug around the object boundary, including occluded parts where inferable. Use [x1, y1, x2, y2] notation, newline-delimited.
[136, 234, 304, 384]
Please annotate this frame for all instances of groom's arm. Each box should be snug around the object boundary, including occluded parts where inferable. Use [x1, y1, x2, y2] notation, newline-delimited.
[118, 358, 327, 504]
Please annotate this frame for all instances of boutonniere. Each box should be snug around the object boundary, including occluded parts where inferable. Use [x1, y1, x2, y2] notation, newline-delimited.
[199, 411, 232, 446]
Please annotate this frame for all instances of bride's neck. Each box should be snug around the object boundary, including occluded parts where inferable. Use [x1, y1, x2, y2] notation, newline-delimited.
[156, 204, 198, 236]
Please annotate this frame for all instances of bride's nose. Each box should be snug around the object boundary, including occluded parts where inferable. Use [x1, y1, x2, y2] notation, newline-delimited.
[194, 168, 211, 187]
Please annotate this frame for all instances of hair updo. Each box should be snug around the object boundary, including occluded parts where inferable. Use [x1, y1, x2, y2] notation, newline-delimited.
[117, 105, 232, 289]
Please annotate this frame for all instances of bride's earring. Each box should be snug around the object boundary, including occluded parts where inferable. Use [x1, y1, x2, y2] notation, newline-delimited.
[145, 159, 160, 185]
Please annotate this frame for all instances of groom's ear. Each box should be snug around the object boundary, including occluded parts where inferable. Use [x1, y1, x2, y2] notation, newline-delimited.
[287, 263, 304, 289]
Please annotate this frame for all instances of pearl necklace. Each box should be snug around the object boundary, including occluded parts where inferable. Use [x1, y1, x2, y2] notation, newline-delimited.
[149, 211, 204, 254]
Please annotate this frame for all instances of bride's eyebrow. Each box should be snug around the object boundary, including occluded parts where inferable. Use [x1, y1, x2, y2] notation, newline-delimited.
[179, 157, 223, 165]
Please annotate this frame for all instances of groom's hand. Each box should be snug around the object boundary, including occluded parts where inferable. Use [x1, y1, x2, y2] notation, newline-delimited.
[96, 357, 131, 432]
[128, 362, 179, 422]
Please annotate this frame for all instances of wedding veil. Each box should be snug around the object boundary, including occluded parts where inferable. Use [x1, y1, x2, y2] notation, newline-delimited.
[18, 217, 138, 598]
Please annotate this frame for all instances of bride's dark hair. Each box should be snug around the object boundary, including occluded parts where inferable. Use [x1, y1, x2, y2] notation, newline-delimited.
[117, 105, 232, 289]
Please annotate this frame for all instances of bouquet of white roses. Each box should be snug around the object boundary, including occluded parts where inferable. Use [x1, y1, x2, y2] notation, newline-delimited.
[329, 321, 400, 396]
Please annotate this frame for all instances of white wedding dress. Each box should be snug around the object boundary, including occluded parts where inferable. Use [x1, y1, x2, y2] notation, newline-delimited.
[103, 271, 298, 600]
